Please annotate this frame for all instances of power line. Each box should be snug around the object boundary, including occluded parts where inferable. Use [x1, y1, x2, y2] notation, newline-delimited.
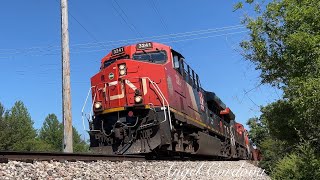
[71, 27, 246, 50]
[71, 25, 245, 48]
[1, 32, 248, 78]
[67, 1, 108, 50]
[2, 34, 245, 76]
[110, 0, 143, 38]
[0, 25, 245, 57]
[145, 0, 170, 35]
[69, 13, 100, 43]
[0, 24, 244, 52]
[55, 0, 107, 50]
[0, 25, 244, 52]
[0, 29, 248, 59]
[145, 0, 185, 52]
[65, 30, 249, 54]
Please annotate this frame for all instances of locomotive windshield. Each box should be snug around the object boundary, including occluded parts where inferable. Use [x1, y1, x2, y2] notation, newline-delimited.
[103, 59, 116, 68]
[132, 50, 167, 64]
[103, 55, 129, 69]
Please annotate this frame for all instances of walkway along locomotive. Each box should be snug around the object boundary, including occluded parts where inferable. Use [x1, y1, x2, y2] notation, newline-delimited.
[84, 42, 253, 159]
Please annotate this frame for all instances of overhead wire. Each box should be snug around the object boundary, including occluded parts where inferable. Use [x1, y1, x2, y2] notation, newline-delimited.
[0, 25, 244, 53]
[71, 30, 248, 53]
[1, 0, 109, 86]
[145, 0, 184, 51]
[1, 2, 268, 124]
[148, 0, 169, 32]
[1, 2, 249, 86]
[69, 25, 245, 47]
[151, 0, 186, 52]
[72, 27, 247, 50]
[1, 29, 248, 60]
[69, 13, 101, 45]
[0, 25, 246, 58]
[224, 31, 268, 110]
[67, 0, 109, 51]
[110, 0, 143, 38]
[0, 31, 249, 62]
[1, 29, 248, 77]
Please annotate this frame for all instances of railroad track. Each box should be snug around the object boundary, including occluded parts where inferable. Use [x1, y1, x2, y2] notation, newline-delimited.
[0, 151, 145, 163]
[0, 151, 259, 165]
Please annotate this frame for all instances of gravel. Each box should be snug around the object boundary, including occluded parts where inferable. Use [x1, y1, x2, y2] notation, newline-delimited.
[0, 160, 270, 180]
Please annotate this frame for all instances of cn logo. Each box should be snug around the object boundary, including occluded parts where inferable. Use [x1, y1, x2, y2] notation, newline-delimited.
[199, 91, 205, 111]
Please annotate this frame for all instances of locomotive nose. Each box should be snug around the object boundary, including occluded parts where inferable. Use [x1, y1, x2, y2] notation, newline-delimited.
[91, 61, 150, 112]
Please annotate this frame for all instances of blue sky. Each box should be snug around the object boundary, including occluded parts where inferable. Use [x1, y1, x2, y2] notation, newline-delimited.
[0, 0, 280, 139]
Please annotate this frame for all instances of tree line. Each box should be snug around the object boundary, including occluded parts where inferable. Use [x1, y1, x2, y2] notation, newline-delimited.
[235, 0, 320, 179]
[0, 101, 88, 152]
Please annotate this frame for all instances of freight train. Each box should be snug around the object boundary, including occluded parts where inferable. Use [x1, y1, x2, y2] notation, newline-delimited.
[86, 42, 256, 159]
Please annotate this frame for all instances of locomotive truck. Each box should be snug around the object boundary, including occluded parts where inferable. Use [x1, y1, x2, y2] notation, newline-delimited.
[85, 42, 253, 159]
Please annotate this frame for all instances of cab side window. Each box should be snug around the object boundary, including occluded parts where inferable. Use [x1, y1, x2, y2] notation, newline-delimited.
[173, 55, 180, 70]
[183, 61, 189, 82]
[180, 58, 186, 78]
[172, 51, 183, 75]
[187, 65, 191, 84]
[172, 49, 201, 91]
[196, 74, 200, 90]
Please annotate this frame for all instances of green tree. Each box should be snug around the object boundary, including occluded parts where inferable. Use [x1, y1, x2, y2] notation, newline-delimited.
[235, 0, 320, 178]
[39, 114, 63, 151]
[246, 117, 268, 146]
[73, 127, 89, 152]
[0, 101, 37, 151]
[284, 78, 320, 150]
[236, 0, 320, 86]
[260, 100, 299, 144]
[236, 0, 320, 148]
[39, 113, 88, 152]
[0, 103, 6, 148]
[272, 142, 320, 180]
[25, 138, 55, 152]
[259, 137, 288, 174]
[0, 102, 4, 120]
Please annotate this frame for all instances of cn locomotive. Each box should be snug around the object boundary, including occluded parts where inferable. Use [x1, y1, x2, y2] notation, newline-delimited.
[87, 42, 254, 159]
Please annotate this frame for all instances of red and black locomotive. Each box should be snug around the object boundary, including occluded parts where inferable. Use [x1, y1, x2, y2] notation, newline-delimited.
[87, 42, 254, 159]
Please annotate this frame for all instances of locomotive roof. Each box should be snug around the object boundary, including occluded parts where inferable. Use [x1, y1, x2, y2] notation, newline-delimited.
[205, 90, 236, 120]
[101, 42, 172, 62]
[171, 49, 184, 59]
[204, 91, 227, 109]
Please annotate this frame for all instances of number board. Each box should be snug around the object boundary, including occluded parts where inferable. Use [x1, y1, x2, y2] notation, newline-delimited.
[136, 42, 153, 50]
[112, 47, 124, 56]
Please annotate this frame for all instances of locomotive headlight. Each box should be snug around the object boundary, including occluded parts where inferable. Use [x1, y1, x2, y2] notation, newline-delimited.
[118, 64, 127, 76]
[119, 69, 126, 76]
[94, 102, 102, 109]
[134, 96, 143, 103]
[119, 64, 126, 70]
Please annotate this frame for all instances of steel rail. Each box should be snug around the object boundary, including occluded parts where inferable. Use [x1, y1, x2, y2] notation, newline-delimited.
[0, 151, 145, 163]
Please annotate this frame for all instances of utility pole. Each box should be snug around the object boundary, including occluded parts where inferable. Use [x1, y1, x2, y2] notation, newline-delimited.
[61, 0, 73, 153]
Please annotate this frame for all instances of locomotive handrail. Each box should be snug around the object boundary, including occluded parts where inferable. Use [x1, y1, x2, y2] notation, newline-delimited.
[81, 86, 96, 131]
[82, 78, 173, 131]
[141, 77, 172, 130]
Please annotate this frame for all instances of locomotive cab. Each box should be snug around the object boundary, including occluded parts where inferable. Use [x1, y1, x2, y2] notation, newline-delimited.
[91, 42, 170, 111]
[89, 42, 173, 154]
